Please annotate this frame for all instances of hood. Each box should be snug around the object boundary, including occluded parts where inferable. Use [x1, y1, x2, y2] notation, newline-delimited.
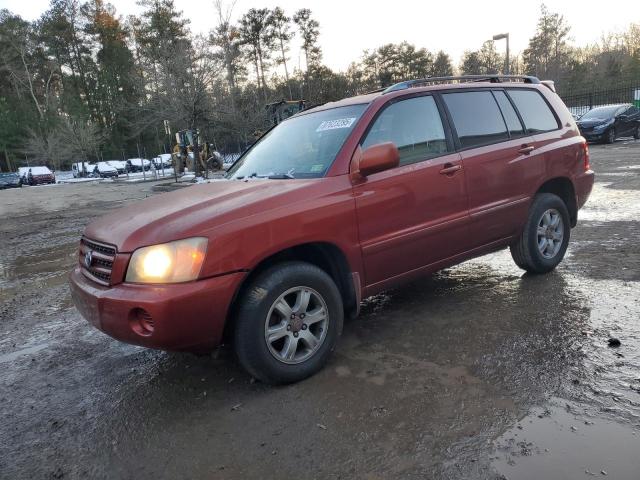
[84, 178, 316, 252]
[577, 118, 612, 128]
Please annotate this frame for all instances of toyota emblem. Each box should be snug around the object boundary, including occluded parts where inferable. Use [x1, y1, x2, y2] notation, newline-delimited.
[84, 250, 93, 269]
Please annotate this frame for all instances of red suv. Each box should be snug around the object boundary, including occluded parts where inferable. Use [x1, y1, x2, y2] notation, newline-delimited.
[69, 75, 594, 384]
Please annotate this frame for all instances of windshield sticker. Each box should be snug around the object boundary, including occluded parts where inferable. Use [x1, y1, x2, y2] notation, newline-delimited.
[316, 117, 356, 132]
[310, 164, 324, 173]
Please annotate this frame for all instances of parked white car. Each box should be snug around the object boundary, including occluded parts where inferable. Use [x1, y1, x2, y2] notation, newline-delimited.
[152, 153, 172, 168]
[106, 160, 127, 174]
[71, 162, 94, 178]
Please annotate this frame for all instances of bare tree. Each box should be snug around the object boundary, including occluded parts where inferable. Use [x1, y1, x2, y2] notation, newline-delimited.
[270, 7, 293, 100]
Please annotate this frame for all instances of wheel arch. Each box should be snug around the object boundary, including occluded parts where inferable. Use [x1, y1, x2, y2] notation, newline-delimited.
[536, 177, 578, 227]
[224, 242, 359, 341]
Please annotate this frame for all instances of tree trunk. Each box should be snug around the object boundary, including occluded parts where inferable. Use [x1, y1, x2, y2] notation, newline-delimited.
[280, 37, 292, 100]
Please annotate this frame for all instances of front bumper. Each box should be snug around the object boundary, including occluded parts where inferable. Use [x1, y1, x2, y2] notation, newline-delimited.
[579, 129, 608, 142]
[69, 267, 246, 351]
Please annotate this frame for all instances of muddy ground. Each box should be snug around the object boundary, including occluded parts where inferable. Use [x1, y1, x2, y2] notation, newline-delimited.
[1, 142, 639, 480]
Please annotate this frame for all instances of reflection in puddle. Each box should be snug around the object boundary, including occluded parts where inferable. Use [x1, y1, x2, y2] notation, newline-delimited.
[493, 399, 640, 479]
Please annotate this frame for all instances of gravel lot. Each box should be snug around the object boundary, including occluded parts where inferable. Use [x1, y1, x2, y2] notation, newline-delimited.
[1, 141, 639, 479]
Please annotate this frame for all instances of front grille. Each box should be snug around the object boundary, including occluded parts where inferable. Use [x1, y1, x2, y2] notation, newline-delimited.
[79, 237, 117, 286]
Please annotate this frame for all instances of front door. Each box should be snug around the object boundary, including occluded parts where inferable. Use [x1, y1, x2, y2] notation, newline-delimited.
[352, 95, 469, 288]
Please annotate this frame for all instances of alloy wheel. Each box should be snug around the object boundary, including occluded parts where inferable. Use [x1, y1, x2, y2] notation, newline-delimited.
[264, 286, 329, 365]
[536, 208, 564, 259]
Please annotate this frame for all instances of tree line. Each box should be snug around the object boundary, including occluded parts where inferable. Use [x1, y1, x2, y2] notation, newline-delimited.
[0, 1, 639, 172]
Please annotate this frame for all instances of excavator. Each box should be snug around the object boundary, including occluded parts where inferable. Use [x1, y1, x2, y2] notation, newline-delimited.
[172, 129, 223, 176]
[265, 99, 306, 126]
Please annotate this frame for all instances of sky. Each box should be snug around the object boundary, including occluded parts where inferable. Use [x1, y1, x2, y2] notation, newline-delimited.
[1, 0, 638, 71]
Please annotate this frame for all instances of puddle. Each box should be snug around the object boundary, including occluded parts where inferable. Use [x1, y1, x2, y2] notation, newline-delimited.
[493, 399, 640, 479]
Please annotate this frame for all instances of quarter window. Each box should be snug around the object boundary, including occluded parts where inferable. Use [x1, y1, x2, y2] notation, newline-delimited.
[493, 91, 525, 137]
[507, 89, 559, 133]
[442, 91, 509, 149]
[362, 96, 449, 166]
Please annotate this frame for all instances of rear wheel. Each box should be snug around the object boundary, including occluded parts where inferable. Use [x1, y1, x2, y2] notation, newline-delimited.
[634, 125, 640, 140]
[510, 193, 570, 274]
[233, 261, 343, 384]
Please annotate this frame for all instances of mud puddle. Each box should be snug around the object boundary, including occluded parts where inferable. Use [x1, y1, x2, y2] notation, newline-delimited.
[493, 399, 640, 479]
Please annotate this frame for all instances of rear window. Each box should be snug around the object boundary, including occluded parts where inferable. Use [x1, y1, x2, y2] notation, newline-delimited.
[493, 91, 525, 137]
[442, 91, 509, 149]
[507, 89, 559, 133]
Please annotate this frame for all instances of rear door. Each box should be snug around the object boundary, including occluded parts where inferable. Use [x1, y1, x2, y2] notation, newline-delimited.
[442, 89, 542, 248]
[352, 94, 469, 287]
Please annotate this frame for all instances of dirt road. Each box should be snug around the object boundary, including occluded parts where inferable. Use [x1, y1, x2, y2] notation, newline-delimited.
[1, 142, 639, 479]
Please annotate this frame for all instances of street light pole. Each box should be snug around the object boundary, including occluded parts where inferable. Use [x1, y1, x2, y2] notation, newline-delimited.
[492, 33, 510, 75]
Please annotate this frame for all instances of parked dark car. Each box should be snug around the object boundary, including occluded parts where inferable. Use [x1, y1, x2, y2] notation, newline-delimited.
[93, 162, 119, 178]
[70, 75, 594, 384]
[0, 172, 22, 189]
[576, 103, 640, 143]
[126, 158, 151, 172]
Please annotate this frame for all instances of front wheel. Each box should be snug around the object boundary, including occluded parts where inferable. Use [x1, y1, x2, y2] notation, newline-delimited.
[233, 261, 343, 384]
[510, 193, 571, 274]
[604, 128, 615, 144]
[634, 125, 640, 140]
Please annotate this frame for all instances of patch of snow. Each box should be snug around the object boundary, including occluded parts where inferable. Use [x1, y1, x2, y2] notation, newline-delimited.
[18, 166, 53, 176]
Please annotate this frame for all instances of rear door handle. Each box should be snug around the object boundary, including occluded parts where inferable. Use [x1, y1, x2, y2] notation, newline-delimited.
[518, 145, 535, 155]
[439, 163, 462, 175]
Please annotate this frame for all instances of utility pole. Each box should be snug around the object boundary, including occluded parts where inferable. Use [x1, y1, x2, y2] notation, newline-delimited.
[492, 33, 510, 75]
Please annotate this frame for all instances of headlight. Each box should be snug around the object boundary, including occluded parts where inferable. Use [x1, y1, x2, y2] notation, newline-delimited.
[125, 237, 208, 284]
[593, 120, 613, 132]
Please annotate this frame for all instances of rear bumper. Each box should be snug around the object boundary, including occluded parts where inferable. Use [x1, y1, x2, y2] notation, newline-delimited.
[575, 170, 595, 210]
[69, 267, 246, 351]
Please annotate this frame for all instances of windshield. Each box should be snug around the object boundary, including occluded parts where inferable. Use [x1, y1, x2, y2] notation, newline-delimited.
[227, 104, 368, 179]
[581, 105, 626, 121]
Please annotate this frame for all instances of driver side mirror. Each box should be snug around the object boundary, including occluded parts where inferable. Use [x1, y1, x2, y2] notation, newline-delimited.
[355, 142, 400, 177]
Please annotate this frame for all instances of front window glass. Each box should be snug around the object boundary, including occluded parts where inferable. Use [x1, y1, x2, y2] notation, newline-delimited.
[227, 104, 367, 179]
[361, 96, 449, 166]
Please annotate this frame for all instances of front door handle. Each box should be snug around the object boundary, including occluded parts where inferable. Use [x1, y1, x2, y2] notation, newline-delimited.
[439, 163, 462, 175]
[518, 145, 535, 155]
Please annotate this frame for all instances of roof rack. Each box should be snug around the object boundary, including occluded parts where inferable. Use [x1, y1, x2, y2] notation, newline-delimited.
[382, 75, 541, 94]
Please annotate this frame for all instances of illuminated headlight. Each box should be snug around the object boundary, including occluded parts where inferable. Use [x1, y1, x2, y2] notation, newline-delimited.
[125, 237, 208, 284]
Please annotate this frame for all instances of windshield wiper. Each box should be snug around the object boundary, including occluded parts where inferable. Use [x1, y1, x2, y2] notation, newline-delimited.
[267, 173, 295, 179]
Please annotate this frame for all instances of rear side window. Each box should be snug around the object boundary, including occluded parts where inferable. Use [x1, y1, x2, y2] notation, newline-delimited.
[362, 95, 449, 166]
[507, 89, 559, 133]
[442, 91, 509, 149]
[493, 91, 525, 137]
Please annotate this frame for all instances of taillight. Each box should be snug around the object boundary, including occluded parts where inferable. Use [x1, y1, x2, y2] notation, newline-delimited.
[581, 142, 590, 171]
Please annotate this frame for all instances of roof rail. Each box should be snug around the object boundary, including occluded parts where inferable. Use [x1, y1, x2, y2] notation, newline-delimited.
[382, 75, 541, 94]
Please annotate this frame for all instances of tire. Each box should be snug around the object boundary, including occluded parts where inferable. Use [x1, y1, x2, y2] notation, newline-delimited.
[634, 126, 640, 140]
[233, 261, 344, 384]
[604, 128, 615, 144]
[510, 193, 571, 274]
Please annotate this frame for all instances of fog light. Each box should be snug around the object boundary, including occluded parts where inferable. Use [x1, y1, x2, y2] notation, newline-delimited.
[129, 308, 154, 336]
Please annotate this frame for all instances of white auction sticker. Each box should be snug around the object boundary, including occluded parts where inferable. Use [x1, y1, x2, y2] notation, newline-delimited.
[316, 118, 356, 132]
